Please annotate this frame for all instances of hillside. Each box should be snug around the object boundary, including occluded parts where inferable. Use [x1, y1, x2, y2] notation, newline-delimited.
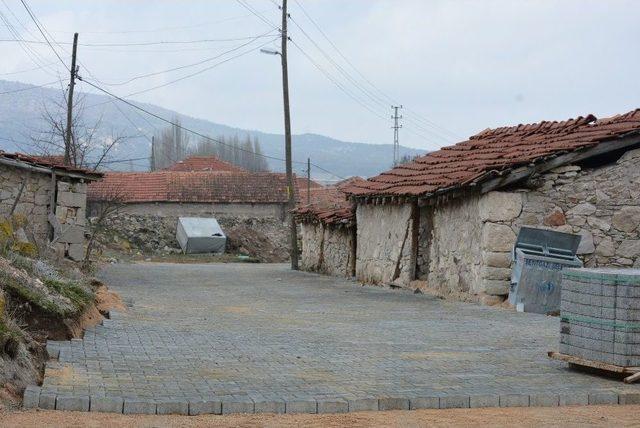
[0, 80, 426, 179]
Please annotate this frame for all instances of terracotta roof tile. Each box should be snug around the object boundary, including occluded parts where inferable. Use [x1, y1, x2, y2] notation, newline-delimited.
[294, 177, 366, 226]
[164, 155, 246, 172]
[0, 151, 103, 179]
[347, 109, 640, 199]
[88, 171, 291, 204]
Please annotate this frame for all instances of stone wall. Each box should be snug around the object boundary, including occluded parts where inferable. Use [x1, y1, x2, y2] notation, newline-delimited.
[53, 180, 88, 261]
[414, 147, 640, 304]
[95, 208, 291, 262]
[101, 201, 287, 220]
[415, 191, 521, 303]
[299, 222, 354, 277]
[417, 196, 482, 295]
[0, 164, 50, 244]
[511, 147, 640, 269]
[356, 203, 416, 285]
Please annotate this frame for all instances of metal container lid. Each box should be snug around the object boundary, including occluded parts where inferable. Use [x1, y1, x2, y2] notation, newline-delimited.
[514, 226, 581, 258]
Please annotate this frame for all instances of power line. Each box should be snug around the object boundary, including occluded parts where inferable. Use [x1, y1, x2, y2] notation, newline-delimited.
[236, 0, 279, 30]
[0, 35, 278, 46]
[110, 36, 280, 98]
[96, 30, 278, 86]
[77, 76, 347, 179]
[291, 0, 462, 143]
[0, 61, 57, 75]
[19, 0, 68, 70]
[290, 39, 387, 121]
[44, 9, 274, 35]
[0, 79, 62, 94]
[0, 7, 61, 77]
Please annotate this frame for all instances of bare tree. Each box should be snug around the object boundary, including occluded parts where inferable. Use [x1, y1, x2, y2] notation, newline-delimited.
[82, 185, 126, 271]
[31, 93, 130, 171]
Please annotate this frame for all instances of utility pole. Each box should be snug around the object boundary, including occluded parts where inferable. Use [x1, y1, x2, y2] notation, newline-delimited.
[307, 157, 311, 205]
[64, 32, 79, 166]
[281, 0, 299, 269]
[150, 136, 155, 171]
[391, 105, 403, 166]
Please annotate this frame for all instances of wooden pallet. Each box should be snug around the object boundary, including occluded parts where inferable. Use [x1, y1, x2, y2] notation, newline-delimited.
[548, 351, 640, 384]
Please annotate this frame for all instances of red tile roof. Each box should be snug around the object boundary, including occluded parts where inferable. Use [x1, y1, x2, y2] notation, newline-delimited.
[347, 109, 640, 199]
[88, 171, 291, 204]
[0, 151, 103, 179]
[294, 177, 365, 227]
[164, 156, 246, 172]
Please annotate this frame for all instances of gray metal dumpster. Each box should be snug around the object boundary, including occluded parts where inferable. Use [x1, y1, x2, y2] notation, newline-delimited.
[508, 226, 582, 314]
[176, 217, 226, 254]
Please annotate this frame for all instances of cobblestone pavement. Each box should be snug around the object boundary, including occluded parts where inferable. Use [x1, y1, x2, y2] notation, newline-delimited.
[30, 263, 639, 414]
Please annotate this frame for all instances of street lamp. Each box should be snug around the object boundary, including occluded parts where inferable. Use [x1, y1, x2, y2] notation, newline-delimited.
[260, 48, 280, 56]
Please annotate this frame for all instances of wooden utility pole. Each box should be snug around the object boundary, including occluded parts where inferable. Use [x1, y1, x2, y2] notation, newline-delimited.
[64, 32, 79, 166]
[306, 157, 311, 205]
[281, 0, 299, 270]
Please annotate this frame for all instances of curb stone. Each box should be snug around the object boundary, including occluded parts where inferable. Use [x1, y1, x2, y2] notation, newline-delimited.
[22, 386, 40, 409]
[378, 397, 410, 411]
[90, 396, 124, 413]
[157, 400, 189, 415]
[254, 399, 285, 414]
[317, 399, 348, 414]
[188, 399, 222, 415]
[410, 396, 439, 409]
[285, 399, 317, 414]
[123, 399, 156, 414]
[347, 398, 378, 412]
[440, 395, 470, 409]
[470, 394, 500, 408]
[499, 394, 530, 408]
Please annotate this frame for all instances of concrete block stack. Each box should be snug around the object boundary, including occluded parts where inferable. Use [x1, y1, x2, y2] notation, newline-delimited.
[560, 268, 640, 367]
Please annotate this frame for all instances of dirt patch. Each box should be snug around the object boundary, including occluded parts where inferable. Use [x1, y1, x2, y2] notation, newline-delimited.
[2, 405, 640, 427]
[94, 284, 126, 314]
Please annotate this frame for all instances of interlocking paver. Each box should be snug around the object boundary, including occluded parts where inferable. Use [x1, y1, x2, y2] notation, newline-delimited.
[31, 263, 640, 414]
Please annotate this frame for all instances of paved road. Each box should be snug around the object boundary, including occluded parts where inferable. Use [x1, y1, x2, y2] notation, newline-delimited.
[34, 263, 638, 414]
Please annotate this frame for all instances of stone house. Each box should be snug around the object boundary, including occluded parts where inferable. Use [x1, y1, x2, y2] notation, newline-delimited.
[0, 151, 102, 260]
[338, 109, 640, 304]
[294, 184, 358, 277]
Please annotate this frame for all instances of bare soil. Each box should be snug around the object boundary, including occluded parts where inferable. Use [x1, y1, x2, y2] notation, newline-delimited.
[1, 405, 640, 427]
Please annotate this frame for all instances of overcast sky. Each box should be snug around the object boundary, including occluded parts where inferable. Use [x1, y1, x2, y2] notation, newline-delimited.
[1, 0, 638, 151]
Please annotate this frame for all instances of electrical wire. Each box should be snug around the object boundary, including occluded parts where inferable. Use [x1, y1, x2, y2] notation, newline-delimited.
[77, 76, 347, 180]
[97, 30, 278, 86]
[291, 0, 462, 142]
[19, 0, 68, 70]
[0, 79, 62, 94]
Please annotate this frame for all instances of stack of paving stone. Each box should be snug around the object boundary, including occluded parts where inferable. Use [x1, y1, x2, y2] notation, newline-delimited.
[560, 268, 640, 367]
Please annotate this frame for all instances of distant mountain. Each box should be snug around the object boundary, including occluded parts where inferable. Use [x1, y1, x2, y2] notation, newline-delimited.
[0, 80, 426, 179]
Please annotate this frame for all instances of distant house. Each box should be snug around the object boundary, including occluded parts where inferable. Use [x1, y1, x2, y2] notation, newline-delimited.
[0, 151, 102, 261]
[298, 109, 640, 305]
[87, 157, 301, 256]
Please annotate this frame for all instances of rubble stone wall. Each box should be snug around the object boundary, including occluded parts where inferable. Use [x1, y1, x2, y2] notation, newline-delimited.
[0, 164, 50, 243]
[93, 202, 290, 260]
[511, 148, 640, 269]
[111, 202, 287, 220]
[417, 196, 484, 295]
[356, 203, 415, 285]
[299, 222, 354, 277]
[415, 147, 640, 304]
[54, 180, 88, 261]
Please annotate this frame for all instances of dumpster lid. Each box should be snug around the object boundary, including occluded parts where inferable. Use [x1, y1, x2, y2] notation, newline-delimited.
[514, 226, 581, 258]
[178, 217, 225, 238]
